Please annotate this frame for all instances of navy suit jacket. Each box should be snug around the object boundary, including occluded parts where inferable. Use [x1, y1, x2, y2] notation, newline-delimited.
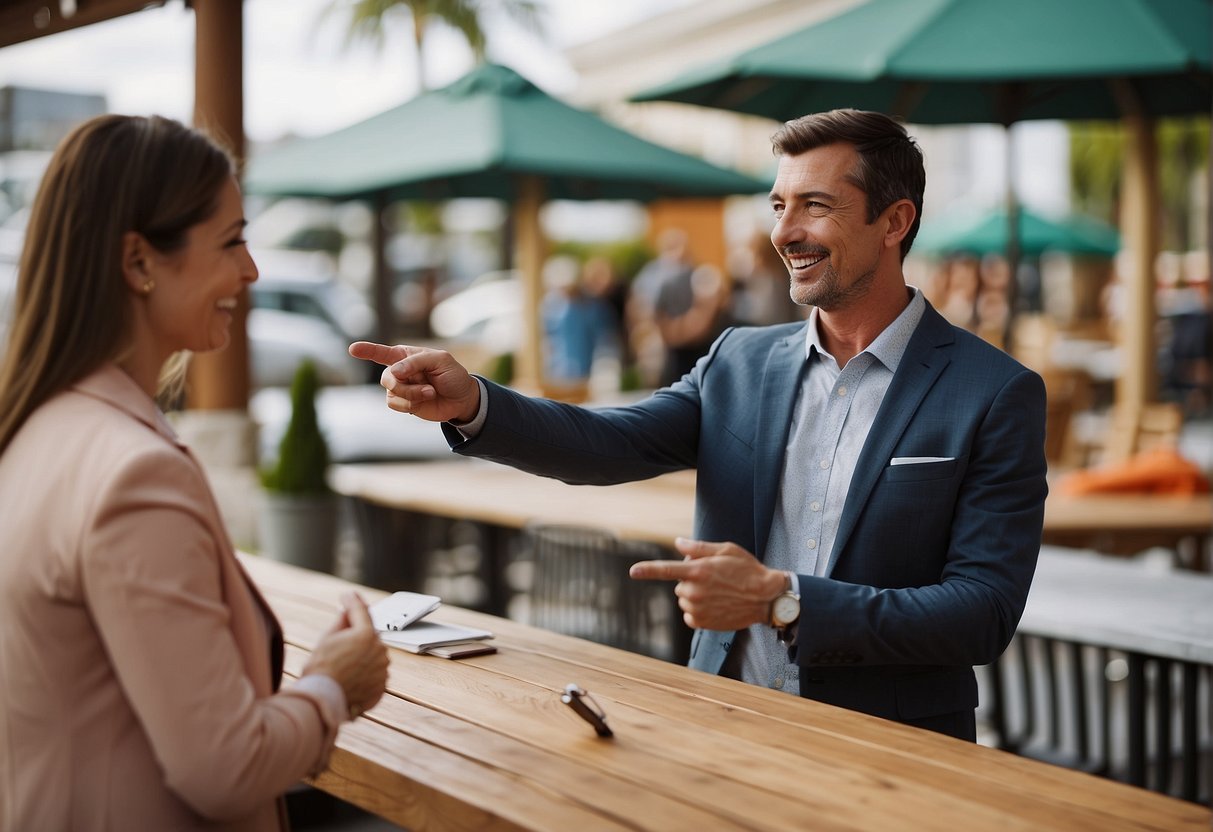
[444, 300, 1048, 737]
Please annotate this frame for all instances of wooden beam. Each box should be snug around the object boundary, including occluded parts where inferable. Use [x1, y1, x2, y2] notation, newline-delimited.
[186, 0, 249, 411]
[1111, 80, 1160, 409]
[0, 0, 169, 49]
[513, 174, 546, 391]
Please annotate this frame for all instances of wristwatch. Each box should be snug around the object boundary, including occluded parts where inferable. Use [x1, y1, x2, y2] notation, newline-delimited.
[768, 571, 800, 644]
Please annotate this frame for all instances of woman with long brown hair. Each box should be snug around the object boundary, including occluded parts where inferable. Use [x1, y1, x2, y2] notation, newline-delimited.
[0, 114, 389, 831]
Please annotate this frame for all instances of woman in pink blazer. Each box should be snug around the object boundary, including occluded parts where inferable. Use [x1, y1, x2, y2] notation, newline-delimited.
[0, 115, 390, 831]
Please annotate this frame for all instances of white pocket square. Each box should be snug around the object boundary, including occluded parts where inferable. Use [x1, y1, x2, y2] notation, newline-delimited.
[889, 456, 954, 466]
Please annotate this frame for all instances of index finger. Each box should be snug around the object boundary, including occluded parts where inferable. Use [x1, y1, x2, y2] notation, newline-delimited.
[629, 559, 695, 582]
[349, 341, 409, 366]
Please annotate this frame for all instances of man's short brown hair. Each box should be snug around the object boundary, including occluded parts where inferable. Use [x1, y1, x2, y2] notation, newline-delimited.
[771, 109, 925, 260]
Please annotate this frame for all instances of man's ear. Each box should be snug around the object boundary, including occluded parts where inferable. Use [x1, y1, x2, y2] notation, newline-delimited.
[121, 231, 154, 293]
[883, 200, 917, 251]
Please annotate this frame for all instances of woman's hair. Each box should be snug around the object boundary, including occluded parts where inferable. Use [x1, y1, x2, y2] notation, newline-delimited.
[770, 109, 925, 261]
[0, 114, 233, 455]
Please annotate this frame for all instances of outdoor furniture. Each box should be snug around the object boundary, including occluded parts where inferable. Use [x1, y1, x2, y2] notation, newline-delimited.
[1041, 490, 1211, 569]
[522, 522, 686, 661]
[333, 459, 1212, 576]
[241, 552, 1212, 830]
[1101, 402, 1186, 465]
[330, 460, 696, 618]
[984, 548, 1213, 806]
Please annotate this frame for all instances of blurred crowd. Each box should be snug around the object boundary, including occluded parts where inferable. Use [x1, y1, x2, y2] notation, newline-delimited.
[541, 227, 807, 393]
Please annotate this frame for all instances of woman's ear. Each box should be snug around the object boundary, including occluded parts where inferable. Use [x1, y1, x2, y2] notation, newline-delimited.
[121, 231, 155, 295]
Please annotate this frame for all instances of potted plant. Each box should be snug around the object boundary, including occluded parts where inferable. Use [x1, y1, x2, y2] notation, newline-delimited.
[258, 359, 337, 572]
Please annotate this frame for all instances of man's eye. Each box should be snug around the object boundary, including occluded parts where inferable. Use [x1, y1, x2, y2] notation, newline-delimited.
[225, 238, 248, 248]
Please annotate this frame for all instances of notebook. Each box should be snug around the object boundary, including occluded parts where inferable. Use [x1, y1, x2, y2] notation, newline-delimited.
[369, 591, 442, 631]
[369, 592, 494, 654]
[377, 621, 494, 654]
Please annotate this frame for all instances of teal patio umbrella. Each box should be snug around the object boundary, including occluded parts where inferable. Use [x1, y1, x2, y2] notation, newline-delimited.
[633, 0, 1211, 404]
[633, 0, 1210, 124]
[916, 208, 1121, 258]
[247, 63, 769, 386]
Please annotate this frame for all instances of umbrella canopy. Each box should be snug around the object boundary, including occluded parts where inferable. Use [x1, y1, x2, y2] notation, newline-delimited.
[246, 63, 768, 388]
[916, 207, 1121, 258]
[246, 63, 769, 201]
[633, 0, 1211, 408]
[632, 0, 1211, 125]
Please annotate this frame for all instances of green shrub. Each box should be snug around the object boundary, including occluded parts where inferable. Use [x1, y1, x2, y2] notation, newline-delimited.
[260, 360, 331, 495]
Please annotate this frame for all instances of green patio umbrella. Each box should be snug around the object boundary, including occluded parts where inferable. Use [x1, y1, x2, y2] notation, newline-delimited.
[247, 63, 768, 387]
[916, 208, 1121, 258]
[632, 0, 1210, 124]
[633, 0, 1211, 406]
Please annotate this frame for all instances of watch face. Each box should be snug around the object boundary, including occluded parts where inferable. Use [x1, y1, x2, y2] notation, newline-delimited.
[772, 594, 800, 626]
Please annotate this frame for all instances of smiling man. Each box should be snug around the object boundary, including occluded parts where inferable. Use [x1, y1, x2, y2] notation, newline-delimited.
[351, 109, 1048, 741]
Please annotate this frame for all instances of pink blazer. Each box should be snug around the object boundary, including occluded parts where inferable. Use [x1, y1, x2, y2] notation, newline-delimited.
[0, 365, 339, 831]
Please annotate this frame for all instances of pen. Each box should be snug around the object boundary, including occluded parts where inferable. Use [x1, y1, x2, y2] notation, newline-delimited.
[561, 683, 613, 738]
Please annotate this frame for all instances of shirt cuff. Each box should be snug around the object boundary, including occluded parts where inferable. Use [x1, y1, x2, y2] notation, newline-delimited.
[448, 377, 489, 438]
[293, 674, 348, 727]
[787, 571, 801, 597]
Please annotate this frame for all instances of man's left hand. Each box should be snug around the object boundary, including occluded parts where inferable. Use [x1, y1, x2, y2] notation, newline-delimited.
[629, 538, 787, 631]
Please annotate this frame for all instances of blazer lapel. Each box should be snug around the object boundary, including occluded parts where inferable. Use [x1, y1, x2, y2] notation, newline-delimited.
[752, 327, 809, 562]
[825, 305, 955, 576]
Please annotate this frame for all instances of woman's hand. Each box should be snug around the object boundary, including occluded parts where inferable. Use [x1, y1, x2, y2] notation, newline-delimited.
[303, 593, 389, 718]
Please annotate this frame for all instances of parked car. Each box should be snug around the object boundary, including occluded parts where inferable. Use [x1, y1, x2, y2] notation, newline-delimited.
[429, 269, 521, 354]
[248, 248, 375, 388]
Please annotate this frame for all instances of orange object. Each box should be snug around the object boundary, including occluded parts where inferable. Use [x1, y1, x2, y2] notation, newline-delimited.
[1058, 448, 1212, 495]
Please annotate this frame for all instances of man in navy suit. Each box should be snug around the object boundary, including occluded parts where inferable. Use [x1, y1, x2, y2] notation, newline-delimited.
[352, 109, 1048, 741]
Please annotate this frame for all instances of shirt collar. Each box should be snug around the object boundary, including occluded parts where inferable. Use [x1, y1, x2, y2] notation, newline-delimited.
[803, 286, 926, 373]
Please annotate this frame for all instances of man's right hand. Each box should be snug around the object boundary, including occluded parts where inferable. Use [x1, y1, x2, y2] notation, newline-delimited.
[348, 342, 481, 423]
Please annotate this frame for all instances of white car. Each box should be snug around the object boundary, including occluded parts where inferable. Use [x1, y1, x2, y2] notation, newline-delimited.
[429, 269, 521, 353]
[248, 248, 375, 388]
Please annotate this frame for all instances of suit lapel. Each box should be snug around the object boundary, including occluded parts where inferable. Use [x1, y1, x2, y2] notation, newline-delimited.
[752, 328, 808, 562]
[825, 305, 955, 576]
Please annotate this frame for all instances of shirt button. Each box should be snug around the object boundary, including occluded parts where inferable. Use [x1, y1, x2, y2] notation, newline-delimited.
[837, 386, 848, 396]
[819, 459, 830, 469]
[772, 677, 784, 689]
[810, 501, 822, 512]
[806, 539, 817, 550]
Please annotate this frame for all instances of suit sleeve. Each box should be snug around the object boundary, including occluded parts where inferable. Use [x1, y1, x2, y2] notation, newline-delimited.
[442, 375, 704, 484]
[80, 446, 335, 821]
[793, 367, 1048, 667]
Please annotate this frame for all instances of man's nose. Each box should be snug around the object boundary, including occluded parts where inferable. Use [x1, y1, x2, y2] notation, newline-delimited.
[770, 213, 801, 249]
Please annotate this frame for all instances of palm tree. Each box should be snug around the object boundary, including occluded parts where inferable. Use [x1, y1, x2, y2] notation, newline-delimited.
[325, 0, 546, 93]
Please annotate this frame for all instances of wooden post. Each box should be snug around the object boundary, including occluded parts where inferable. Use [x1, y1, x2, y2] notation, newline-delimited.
[372, 191, 393, 346]
[188, 0, 249, 411]
[513, 175, 546, 392]
[1113, 81, 1160, 409]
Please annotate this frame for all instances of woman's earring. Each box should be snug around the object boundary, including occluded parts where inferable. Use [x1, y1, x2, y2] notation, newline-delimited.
[140, 279, 155, 295]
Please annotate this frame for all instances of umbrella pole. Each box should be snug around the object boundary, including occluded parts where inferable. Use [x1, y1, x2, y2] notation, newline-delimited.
[1002, 126, 1021, 354]
[372, 190, 394, 349]
[1112, 82, 1160, 410]
[513, 175, 546, 393]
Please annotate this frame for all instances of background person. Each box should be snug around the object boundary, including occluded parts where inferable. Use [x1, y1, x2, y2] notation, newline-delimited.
[351, 109, 1047, 741]
[0, 114, 389, 831]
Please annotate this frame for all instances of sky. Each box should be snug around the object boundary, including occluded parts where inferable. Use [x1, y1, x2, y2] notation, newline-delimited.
[0, 0, 695, 143]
